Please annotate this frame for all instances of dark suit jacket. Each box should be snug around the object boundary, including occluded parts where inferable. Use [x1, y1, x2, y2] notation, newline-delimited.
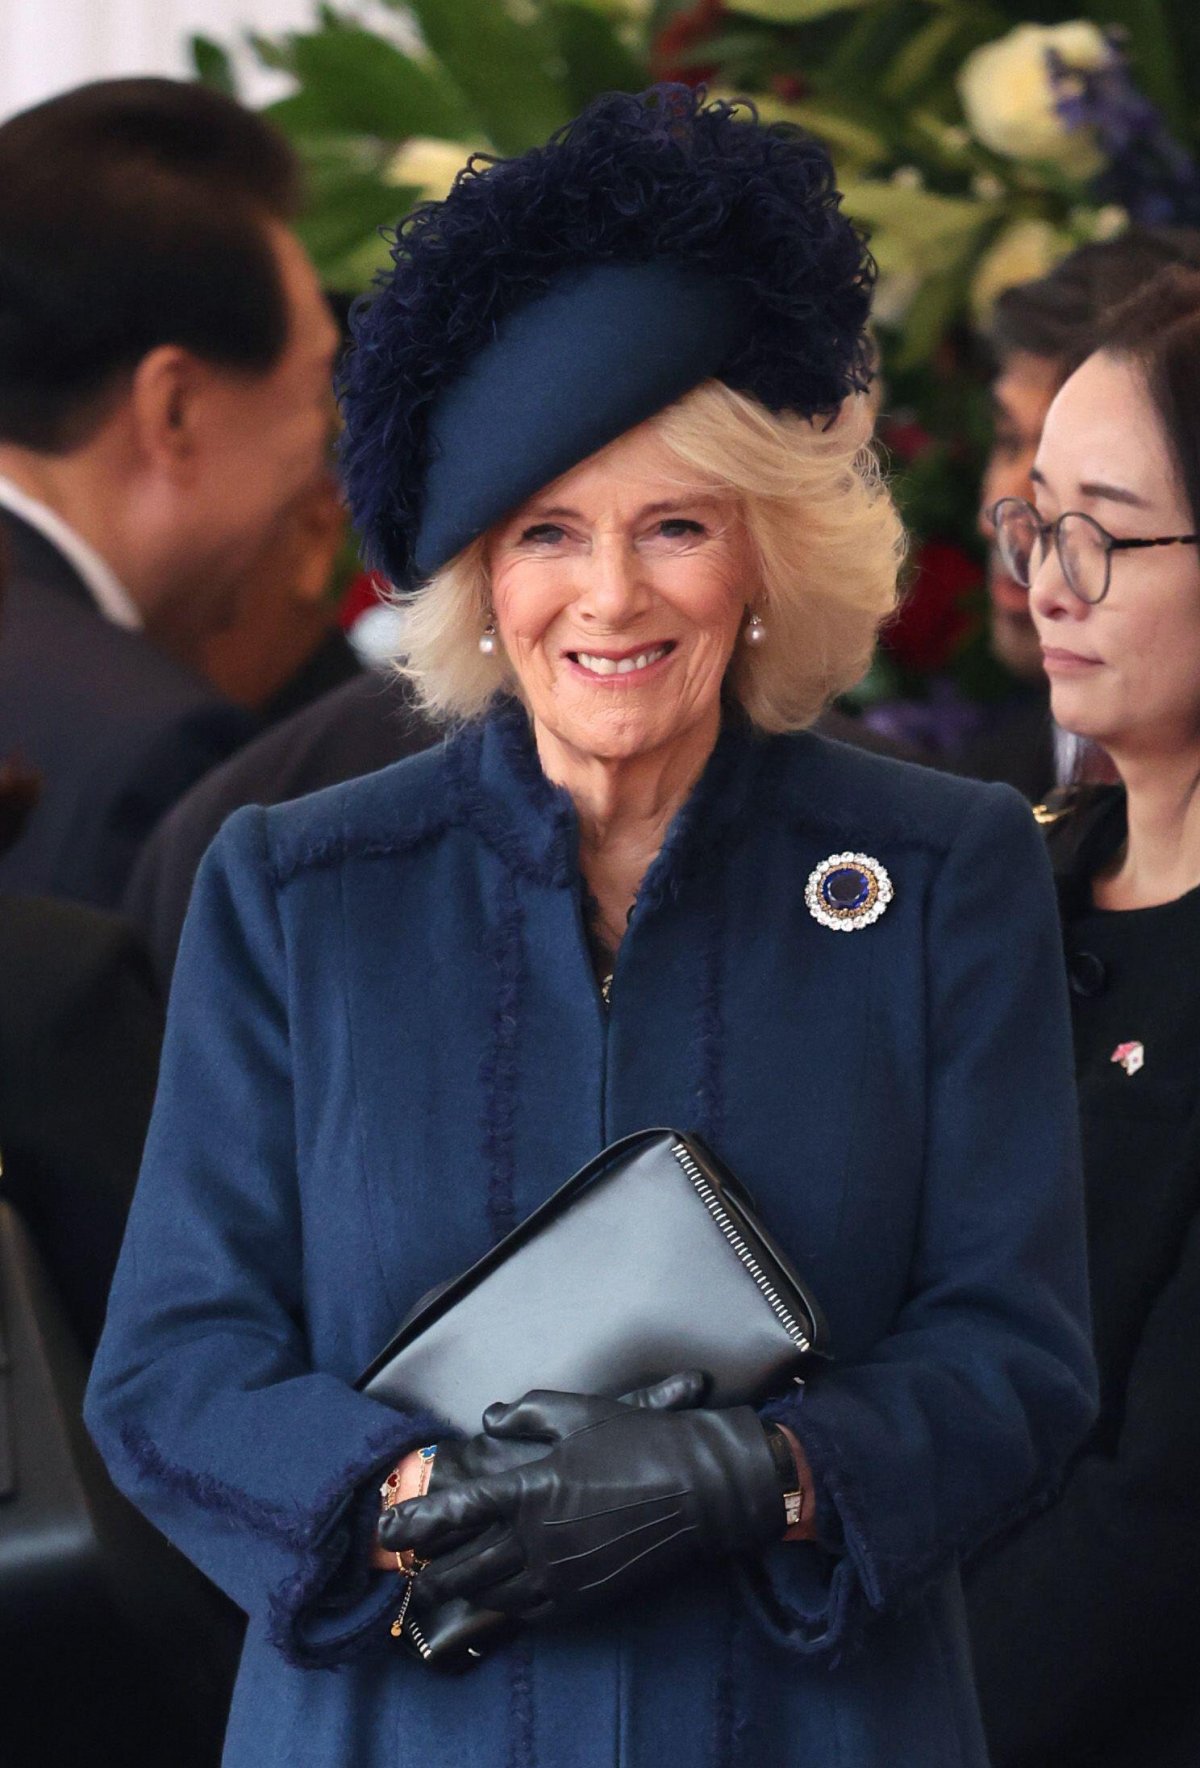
[125, 669, 438, 982]
[260, 626, 362, 727]
[0, 510, 258, 910]
[0, 894, 162, 1355]
[952, 685, 1056, 802]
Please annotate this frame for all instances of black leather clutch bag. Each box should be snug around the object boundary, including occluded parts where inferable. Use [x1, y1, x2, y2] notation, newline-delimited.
[358, 1128, 827, 1667]
[359, 1127, 827, 1426]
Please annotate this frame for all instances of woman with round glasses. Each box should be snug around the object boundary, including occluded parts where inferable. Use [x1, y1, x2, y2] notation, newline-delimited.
[967, 264, 1200, 1768]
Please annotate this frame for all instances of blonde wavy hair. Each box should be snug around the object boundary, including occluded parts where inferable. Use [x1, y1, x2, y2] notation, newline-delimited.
[391, 378, 905, 733]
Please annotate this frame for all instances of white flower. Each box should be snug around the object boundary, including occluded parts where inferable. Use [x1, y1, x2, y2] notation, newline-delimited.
[385, 137, 480, 202]
[1090, 204, 1129, 241]
[971, 173, 1005, 203]
[958, 22, 1112, 176]
[890, 165, 924, 191]
[871, 270, 922, 329]
[970, 218, 1073, 322]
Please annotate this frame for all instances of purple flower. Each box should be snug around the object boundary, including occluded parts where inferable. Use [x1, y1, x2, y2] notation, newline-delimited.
[1048, 32, 1200, 227]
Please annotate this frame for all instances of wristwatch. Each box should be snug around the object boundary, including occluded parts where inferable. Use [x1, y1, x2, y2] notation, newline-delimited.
[764, 1424, 806, 1530]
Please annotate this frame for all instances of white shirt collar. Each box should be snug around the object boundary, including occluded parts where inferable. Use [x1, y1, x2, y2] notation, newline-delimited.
[0, 474, 143, 631]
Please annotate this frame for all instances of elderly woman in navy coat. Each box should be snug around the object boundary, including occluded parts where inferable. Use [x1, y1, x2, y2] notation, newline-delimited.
[86, 89, 1095, 1768]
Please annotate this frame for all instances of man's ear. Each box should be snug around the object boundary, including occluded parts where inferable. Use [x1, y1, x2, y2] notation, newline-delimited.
[127, 345, 208, 477]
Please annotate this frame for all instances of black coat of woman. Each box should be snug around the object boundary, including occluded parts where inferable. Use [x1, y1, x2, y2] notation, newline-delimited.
[966, 264, 1200, 1768]
[968, 787, 1200, 1766]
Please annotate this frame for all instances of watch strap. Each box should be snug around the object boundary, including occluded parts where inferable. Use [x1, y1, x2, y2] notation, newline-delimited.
[763, 1424, 805, 1527]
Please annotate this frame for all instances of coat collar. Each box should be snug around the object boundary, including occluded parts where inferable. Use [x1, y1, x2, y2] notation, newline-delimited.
[0, 496, 142, 629]
[447, 694, 771, 893]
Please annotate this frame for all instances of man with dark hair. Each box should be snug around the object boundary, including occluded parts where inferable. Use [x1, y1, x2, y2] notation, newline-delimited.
[0, 77, 339, 908]
[961, 226, 1200, 795]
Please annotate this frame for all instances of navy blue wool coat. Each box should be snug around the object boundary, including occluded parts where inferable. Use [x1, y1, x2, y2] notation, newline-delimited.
[86, 702, 1097, 1768]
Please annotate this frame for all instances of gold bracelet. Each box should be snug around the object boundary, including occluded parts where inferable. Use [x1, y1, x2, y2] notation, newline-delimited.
[380, 1444, 437, 1575]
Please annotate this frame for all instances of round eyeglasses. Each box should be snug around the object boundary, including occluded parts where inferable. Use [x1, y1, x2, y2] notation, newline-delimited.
[989, 496, 1200, 606]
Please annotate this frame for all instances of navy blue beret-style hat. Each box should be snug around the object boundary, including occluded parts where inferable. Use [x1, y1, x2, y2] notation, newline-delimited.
[340, 84, 875, 589]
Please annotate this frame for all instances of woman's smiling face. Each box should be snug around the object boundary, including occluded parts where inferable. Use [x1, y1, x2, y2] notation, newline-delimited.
[486, 420, 754, 767]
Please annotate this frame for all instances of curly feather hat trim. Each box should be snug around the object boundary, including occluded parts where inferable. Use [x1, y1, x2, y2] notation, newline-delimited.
[341, 84, 875, 588]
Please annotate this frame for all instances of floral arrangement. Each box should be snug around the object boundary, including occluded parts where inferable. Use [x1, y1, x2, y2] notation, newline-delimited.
[194, 1, 1200, 697]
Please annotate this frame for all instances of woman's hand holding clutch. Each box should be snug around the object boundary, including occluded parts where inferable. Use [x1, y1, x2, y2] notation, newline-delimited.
[369, 1373, 709, 1577]
[377, 1377, 792, 1623]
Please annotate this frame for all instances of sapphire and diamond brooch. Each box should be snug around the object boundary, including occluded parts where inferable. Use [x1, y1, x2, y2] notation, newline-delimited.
[806, 853, 893, 932]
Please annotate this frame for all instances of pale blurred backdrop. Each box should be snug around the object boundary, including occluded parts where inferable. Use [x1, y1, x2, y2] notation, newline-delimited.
[0, 0, 400, 119]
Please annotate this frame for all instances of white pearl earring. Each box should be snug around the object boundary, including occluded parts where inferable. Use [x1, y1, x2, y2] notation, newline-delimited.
[744, 612, 767, 646]
[478, 622, 498, 657]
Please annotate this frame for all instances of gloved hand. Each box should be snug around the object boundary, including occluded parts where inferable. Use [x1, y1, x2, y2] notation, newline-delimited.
[427, 1371, 708, 1491]
[378, 1378, 784, 1624]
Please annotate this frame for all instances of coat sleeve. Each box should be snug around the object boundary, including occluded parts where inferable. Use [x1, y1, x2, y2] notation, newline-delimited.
[744, 783, 1099, 1657]
[84, 806, 443, 1668]
[966, 1189, 1200, 1765]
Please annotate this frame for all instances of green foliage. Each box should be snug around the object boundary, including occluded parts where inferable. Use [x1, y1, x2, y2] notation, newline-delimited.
[197, 1, 652, 298]
[190, 35, 238, 96]
[550, 2, 650, 110]
[402, 0, 572, 152]
[267, 27, 481, 138]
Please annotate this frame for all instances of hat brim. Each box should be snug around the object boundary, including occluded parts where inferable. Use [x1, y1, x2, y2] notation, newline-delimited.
[411, 260, 743, 584]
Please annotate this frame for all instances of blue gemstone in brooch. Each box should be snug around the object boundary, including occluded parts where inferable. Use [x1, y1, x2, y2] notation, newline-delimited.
[805, 852, 893, 931]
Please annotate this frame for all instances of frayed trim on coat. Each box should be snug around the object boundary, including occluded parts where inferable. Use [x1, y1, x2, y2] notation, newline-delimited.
[120, 1416, 443, 1670]
[267, 1542, 392, 1672]
[748, 1394, 1069, 1664]
[267, 1418, 445, 1670]
[480, 863, 524, 1244]
[712, 1584, 743, 1768]
[268, 820, 453, 889]
[693, 886, 725, 1148]
[447, 710, 578, 890]
[507, 1634, 536, 1768]
[120, 1422, 307, 1546]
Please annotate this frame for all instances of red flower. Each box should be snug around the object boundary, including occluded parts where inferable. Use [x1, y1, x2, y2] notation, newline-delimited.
[337, 570, 387, 630]
[883, 540, 981, 675]
[877, 413, 936, 465]
[651, 1, 725, 87]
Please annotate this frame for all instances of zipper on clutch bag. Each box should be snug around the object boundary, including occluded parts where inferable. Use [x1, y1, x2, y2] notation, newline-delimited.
[669, 1140, 811, 1354]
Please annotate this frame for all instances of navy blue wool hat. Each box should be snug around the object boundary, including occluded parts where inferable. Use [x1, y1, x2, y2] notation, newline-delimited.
[341, 85, 875, 588]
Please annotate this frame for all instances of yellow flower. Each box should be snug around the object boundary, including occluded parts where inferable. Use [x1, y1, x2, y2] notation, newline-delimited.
[958, 22, 1111, 176]
[572, 0, 653, 14]
[970, 219, 1073, 322]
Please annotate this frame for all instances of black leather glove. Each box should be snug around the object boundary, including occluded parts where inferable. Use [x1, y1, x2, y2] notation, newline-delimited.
[426, 1371, 708, 1491]
[379, 1378, 784, 1624]
[385, 1373, 711, 1667]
